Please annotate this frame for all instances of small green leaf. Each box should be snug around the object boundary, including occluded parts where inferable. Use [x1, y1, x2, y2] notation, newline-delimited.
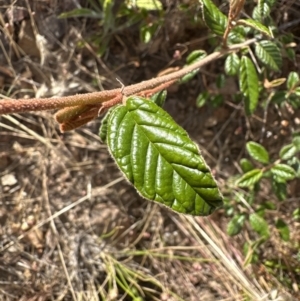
[211, 94, 223, 108]
[286, 48, 296, 61]
[240, 158, 254, 173]
[292, 136, 300, 150]
[261, 201, 276, 210]
[275, 219, 290, 242]
[239, 56, 259, 115]
[140, 25, 153, 43]
[272, 177, 287, 202]
[225, 53, 240, 76]
[99, 106, 120, 143]
[255, 40, 282, 71]
[216, 74, 225, 89]
[106, 96, 223, 216]
[258, 1, 271, 14]
[186, 50, 207, 65]
[196, 92, 208, 108]
[227, 27, 246, 44]
[264, 0, 276, 8]
[227, 215, 246, 236]
[236, 169, 263, 188]
[252, 2, 270, 21]
[238, 19, 271, 37]
[150, 90, 167, 107]
[293, 208, 300, 220]
[271, 164, 296, 181]
[249, 213, 270, 238]
[294, 87, 300, 97]
[200, 0, 227, 36]
[246, 141, 269, 164]
[287, 71, 299, 90]
[279, 143, 297, 160]
[180, 50, 207, 83]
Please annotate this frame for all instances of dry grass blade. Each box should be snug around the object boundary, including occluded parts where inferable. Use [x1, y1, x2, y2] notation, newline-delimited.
[183, 216, 266, 300]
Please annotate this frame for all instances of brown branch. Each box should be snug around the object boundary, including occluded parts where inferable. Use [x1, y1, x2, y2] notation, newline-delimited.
[0, 38, 256, 115]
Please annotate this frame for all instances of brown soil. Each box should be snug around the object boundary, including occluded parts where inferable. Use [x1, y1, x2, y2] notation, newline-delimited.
[0, 1, 300, 300]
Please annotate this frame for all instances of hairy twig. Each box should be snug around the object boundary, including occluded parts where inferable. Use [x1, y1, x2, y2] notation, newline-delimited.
[0, 38, 257, 132]
[0, 39, 256, 116]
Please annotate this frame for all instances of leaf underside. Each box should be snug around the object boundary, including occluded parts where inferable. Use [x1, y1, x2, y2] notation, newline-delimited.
[107, 96, 223, 216]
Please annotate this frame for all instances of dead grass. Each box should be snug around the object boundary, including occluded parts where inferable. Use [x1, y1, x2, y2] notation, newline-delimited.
[0, 0, 299, 300]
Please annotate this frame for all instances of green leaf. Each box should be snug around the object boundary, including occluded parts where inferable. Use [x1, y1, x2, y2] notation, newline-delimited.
[286, 48, 295, 61]
[227, 215, 246, 236]
[240, 158, 254, 173]
[227, 26, 246, 44]
[186, 50, 207, 65]
[271, 90, 287, 104]
[239, 56, 259, 115]
[272, 177, 287, 201]
[238, 19, 271, 37]
[246, 141, 269, 164]
[271, 164, 296, 181]
[292, 136, 300, 150]
[293, 208, 300, 220]
[140, 25, 153, 43]
[258, 1, 272, 14]
[249, 213, 270, 238]
[106, 96, 223, 216]
[200, 0, 227, 36]
[294, 87, 300, 97]
[264, 0, 276, 8]
[279, 143, 297, 160]
[180, 50, 207, 83]
[225, 53, 240, 76]
[275, 219, 290, 242]
[150, 90, 167, 107]
[196, 92, 208, 108]
[216, 74, 225, 89]
[99, 106, 120, 143]
[255, 40, 282, 71]
[287, 71, 299, 90]
[236, 169, 263, 188]
[252, 2, 270, 21]
[211, 94, 223, 108]
[260, 201, 276, 210]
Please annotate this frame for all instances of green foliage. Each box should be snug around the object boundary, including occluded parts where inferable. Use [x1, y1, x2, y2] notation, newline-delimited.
[99, 106, 118, 143]
[246, 142, 269, 164]
[181, 50, 207, 83]
[150, 90, 167, 107]
[275, 219, 290, 242]
[199, 0, 227, 36]
[225, 53, 240, 76]
[196, 92, 208, 108]
[249, 213, 270, 239]
[227, 214, 246, 236]
[239, 158, 254, 173]
[287, 71, 299, 90]
[59, 0, 165, 55]
[239, 56, 259, 115]
[229, 135, 299, 245]
[254, 40, 282, 71]
[105, 96, 223, 216]
[236, 169, 263, 188]
[271, 164, 296, 181]
[238, 19, 271, 37]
